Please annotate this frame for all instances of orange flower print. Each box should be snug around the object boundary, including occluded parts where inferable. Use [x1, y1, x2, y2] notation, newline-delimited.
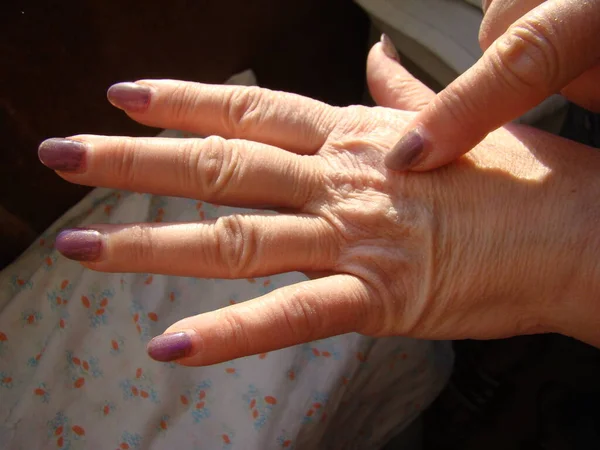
[47, 279, 73, 329]
[102, 401, 116, 417]
[27, 345, 47, 367]
[34, 383, 50, 403]
[302, 392, 328, 424]
[21, 309, 42, 326]
[67, 352, 101, 388]
[224, 365, 240, 378]
[277, 432, 295, 449]
[117, 431, 142, 450]
[150, 197, 168, 222]
[72, 425, 85, 436]
[243, 385, 278, 430]
[0, 372, 13, 388]
[11, 275, 33, 290]
[47, 413, 86, 449]
[130, 302, 153, 339]
[80, 288, 114, 327]
[120, 368, 158, 403]
[0, 331, 7, 356]
[157, 415, 169, 433]
[180, 380, 212, 423]
[110, 337, 125, 355]
[221, 427, 235, 449]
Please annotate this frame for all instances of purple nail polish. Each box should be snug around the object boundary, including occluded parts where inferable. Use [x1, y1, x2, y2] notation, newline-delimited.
[55, 228, 103, 261]
[385, 129, 425, 171]
[107, 82, 152, 112]
[380, 33, 400, 62]
[38, 138, 87, 172]
[147, 332, 193, 362]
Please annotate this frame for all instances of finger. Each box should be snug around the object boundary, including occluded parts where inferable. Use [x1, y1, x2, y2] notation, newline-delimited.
[366, 34, 435, 111]
[479, 0, 543, 50]
[54, 214, 338, 278]
[39, 135, 318, 209]
[106, 80, 338, 154]
[146, 274, 375, 366]
[480, 0, 600, 112]
[561, 64, 600, 113]
[386, 0, 600, 172]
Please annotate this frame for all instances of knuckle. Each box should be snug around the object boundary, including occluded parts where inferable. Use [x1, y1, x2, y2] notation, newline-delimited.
[126, 225, 155, 264]
[199, 136, 239, 198]
[278, 288, 324, 342]
[436, 87, 481, 136]
[169, 82, 201, 123]
[493, 18, 561, 91]
[110, 138, 140, 188]
[213, 215, 257, 277]
[219, 310, 252, 356]
[224, 86, 266, 135]
[173, 139, 201, 193]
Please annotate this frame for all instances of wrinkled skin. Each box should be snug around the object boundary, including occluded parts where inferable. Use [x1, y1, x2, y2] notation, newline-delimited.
[41, 42, 600, 366]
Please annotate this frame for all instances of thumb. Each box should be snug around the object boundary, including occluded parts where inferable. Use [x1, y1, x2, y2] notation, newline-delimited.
[366, 34, 435, 111]
[385, 0, 600, 172]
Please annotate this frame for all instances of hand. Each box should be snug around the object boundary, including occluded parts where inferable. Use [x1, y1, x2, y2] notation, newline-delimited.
[385, 0, 600, 172]
[38, 70, 600, 366]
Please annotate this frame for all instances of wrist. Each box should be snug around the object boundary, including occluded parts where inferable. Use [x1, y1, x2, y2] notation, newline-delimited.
[545, 165, 600, 347]
[434, 125, 600, 342]
[495, 125, 600, 345]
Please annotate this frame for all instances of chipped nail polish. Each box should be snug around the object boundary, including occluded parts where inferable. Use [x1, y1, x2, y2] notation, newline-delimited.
[380, 33, 400, 62]
[55, 228, 103, 261]
[38, 138, 87, 172]
[107, 82, 152, 112]
[147, 332, 193, 362]
[385, 129, 425, 171]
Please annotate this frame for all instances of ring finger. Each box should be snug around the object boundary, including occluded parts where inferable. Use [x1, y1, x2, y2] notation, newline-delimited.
[56, 214, 338, 278]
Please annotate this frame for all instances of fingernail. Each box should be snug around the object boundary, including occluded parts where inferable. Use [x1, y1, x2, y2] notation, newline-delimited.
[55, 228, 103, 261]
[385, 129, 425, 171]
[38, 138, 87, 172]
[147, 332, 193, 362]
[380, 33, 400, 62]
[107, 82, 152, 112]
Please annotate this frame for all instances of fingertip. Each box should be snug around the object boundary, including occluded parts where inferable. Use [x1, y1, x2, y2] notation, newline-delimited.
[147, 330, 197, 363]
[107, 82, 153, 113]
[55, 228, 104, 262]
[385, 128, 426, 171]
[379, 33, 400, 63]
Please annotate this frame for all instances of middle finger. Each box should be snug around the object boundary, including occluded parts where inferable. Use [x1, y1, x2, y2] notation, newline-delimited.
[39, 135, 319, 209]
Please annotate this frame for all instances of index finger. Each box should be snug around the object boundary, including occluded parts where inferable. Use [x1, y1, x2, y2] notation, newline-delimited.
[107, 80, 337, 155]
[385, 0, 600, 171]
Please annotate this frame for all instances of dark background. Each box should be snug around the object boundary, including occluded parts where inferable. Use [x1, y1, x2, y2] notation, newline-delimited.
[2, 1, 599, 448]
